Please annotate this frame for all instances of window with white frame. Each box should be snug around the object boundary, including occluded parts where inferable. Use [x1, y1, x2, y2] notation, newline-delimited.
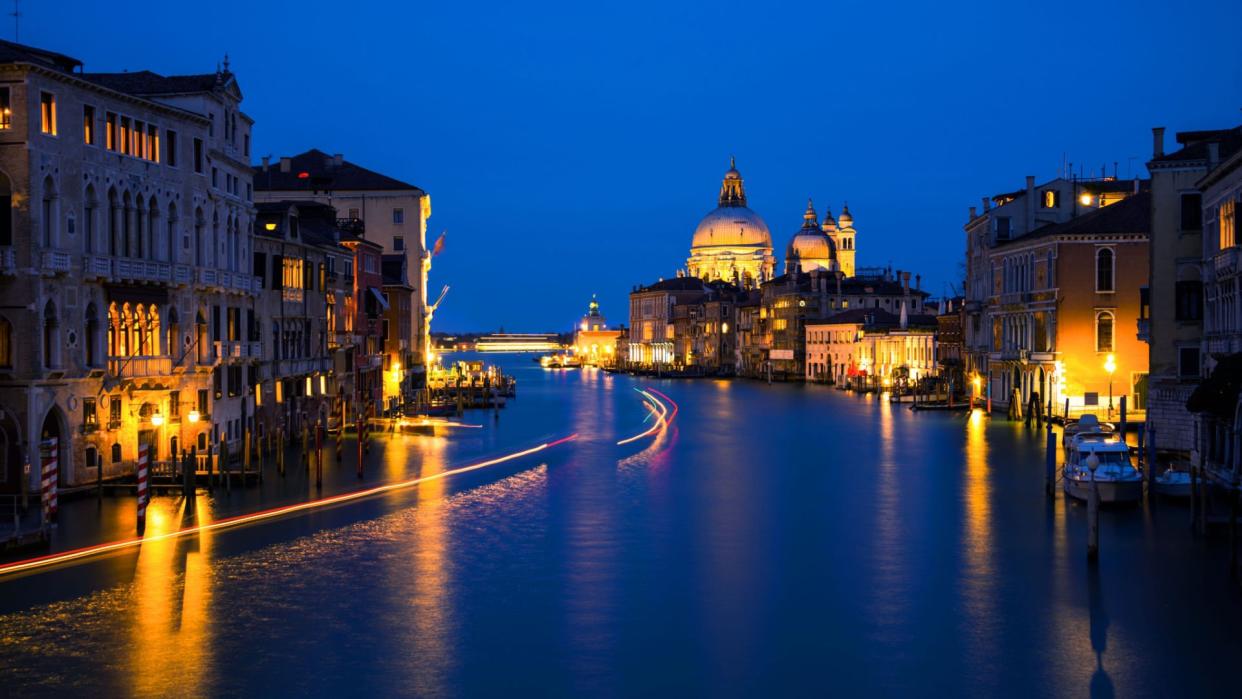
[1095, 311, 1115, 352]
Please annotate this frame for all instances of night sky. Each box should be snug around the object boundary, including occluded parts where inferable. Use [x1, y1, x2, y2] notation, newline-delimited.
[30, 0, 1242, 331]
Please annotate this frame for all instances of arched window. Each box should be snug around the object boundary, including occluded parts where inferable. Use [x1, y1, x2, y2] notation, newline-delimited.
[130, 303, 145, 356]
[41, 175, 57, 248]
[133, 196, 146, 259]
[167, 306, 179, 361]
[107, 302, 121, 357]
[0, 170, 12, 247]
[0, 315, 11, 367]
[195, 310, 208, 364]
[84, 302, 100, 367]
[147, 195, 158, 261]
[1096, 248, 1115, 293]
[107, 188, 120, 256]
[1096, 311, 1115, 352]
[194, 207, 205, 266]
[43, 300, 60, 368]
[211, 211, 220, 267]
[166, 202, 178, 263]
[147, 304, 160, 355]
[121, 191, 132, 257]
[83, 184, 97, 254]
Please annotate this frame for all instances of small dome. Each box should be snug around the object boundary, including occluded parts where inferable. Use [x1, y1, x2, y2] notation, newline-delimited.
[821, 206, 838, 233]
[838, 203, 854, 228]
[785, 199, 836, 273]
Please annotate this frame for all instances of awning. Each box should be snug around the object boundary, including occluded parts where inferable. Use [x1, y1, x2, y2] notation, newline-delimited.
[1186, 353, 1242, 418]
[368, 287, 390, 311]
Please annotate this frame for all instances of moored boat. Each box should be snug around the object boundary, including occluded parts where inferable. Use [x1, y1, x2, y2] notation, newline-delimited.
[1153, 468, 1192, 498]
[1062, 417, 1142, 504]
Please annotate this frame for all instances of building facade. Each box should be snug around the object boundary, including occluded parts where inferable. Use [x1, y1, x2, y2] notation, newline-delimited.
[806, 308, 938, 387]
[686, 159, 775, 288]
[1146, 126, 1242, 455]
[254, 150, 432, 380]
[0, 40, 255, 492]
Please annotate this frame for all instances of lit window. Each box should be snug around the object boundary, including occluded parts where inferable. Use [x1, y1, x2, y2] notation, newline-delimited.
[1042, 190, 1059, 209]
[120, 117, 131, 154]
[105, 112, 117, 150]
[1221, 200, 1236, 250]
[39, 91, 56, 135]
[82, 105, 96, 145]
[0, 87, 10, 129]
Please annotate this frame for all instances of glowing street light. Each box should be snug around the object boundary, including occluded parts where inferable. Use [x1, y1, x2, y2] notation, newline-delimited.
[150, 411, 164, 427]
[188, 409, 201, 424]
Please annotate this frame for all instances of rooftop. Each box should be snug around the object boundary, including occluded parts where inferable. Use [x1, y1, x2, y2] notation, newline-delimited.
[995, 189, 1150, 247]
[254, 149, 424, 194]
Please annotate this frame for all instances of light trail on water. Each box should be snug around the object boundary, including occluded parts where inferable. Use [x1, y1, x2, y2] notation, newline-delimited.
[616, 388, 678, 446]
[0, 434, 579, 579]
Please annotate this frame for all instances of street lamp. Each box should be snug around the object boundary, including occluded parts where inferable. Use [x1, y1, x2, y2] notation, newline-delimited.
[1104, 353, 1116, 418]
[188, 409, 201, 424]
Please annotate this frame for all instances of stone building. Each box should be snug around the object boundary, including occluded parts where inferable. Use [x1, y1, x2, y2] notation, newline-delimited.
[339, 233, 386, 420]
[573, 296, 622, 366]
[254, 150, 431, 382]
[963, 173, 1147, 411]
[1189, 128, 1242, 475]
[1145, 125, 1242, 456]
[805, 308, 938, 387]
[936, 296, 966, 389]
[251, 201, 351, 437]
[987, 190, 1149, 418]
[381, 253, 415, 411]
[0, 40, 254, 491]
[627, 277, 716, 368]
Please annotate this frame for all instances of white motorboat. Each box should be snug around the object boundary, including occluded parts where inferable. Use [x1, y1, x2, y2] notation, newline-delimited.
[1062, 425, 1142, 504]
[1061, 414, 1116, 452]
[1153, 468, 1192, 498]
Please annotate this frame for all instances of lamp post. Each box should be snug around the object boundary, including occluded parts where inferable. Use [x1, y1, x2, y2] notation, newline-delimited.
[1104, 353, 1116, 419]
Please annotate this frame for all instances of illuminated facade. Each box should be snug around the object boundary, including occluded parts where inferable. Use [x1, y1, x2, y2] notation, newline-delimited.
[964, 173, 1148, 413]
[0, 41, 255, 491]
[784, 199, 838, 275]
[806, 308, 937, 386]
[573, 296, 622, 366]
[254, 150, 431, 383]
[686, 159, 775, 288]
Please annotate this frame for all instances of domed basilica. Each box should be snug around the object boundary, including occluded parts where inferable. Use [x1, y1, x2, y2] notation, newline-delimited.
[687, 159, 857, 287]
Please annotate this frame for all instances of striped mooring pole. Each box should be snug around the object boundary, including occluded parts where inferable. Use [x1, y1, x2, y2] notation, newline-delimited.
[136, 442, 150, 535]
[41, 436, 58, 524]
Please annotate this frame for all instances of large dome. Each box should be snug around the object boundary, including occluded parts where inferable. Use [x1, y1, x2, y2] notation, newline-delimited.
[785, 199, 837, 274]
[691, 206, 773, 249]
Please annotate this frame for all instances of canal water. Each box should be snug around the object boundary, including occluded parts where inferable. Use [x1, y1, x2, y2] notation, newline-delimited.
[1, 353, 1241, 697]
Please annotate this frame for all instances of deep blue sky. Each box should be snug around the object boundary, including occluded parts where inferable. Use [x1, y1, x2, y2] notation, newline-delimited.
[30, 1, 1242, 331]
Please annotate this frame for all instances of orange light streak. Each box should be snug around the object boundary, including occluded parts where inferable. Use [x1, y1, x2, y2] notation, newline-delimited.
[616, 388, 678, 445]
[0, 434, 579, 578]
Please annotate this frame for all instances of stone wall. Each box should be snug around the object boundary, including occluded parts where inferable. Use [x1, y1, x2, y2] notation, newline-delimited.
[1147, 379, 1197, 454]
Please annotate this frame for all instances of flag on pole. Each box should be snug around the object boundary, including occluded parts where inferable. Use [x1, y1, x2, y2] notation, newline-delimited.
[432, 231, 446, 257]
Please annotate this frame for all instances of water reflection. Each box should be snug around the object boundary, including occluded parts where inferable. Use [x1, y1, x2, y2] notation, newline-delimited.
[128, 495, 215, 696]
[1088, 566, 1115, 698]
[961, 410, 996, 686]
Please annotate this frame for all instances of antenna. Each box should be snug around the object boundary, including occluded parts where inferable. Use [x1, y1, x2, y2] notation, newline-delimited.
[10, 0, 19, 43]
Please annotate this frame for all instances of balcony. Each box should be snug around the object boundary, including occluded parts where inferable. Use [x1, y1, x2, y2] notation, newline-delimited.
[1137, 318, 1151, 343]
[1213, 246, 1242, 278]
[108, 355, 173, 379]
[115, 258, 172, 284]
[999, 291, 1032, 307]
[41, 250, 72, 275]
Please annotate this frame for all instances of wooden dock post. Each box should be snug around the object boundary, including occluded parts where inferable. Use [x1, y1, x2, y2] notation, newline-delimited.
[1119, 396, 1127, 443]
[185, 447, 196, 511]
[1045, 422, 1056, 497]
[278, 428, 286, 476]
[1064, 398, 1070, 420]
[204, 441, 214, 493]
[357, 415, 365, 480]
[136, 442, 149, 535]
[1087, 454, 1100, 561]
[315, 421, 323, 490]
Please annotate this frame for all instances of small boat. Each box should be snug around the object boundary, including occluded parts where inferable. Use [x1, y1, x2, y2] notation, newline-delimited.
[1061, 414, 1115, 450]
[1062, 416, 1142, 504]
[1153, 468, 1192, 498]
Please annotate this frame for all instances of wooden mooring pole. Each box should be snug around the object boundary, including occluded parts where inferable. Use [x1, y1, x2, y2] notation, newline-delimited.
[1045, 422, 1056, 497]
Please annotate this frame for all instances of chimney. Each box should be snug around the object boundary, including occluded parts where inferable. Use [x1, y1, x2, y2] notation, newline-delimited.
[1208, 142, 1220, 168]
[261, 155, 270, 172]
[279, 157, 291, 173]
[915, 274, 921, 291]
[902, 271, 911, 295]
[969, 206, 977, 220]
[982, 197, 991, 213]
[1152, 127, 1165, 158]
[334, 153, 344, 168]
[1025, 175, 1035, 191]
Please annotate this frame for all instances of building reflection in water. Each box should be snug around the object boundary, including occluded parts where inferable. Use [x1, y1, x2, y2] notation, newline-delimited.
[383, 434, 454, 696]
[961, 410, 997, 681]
[868, 395, 909, 632]
[127, 493, 215, 696]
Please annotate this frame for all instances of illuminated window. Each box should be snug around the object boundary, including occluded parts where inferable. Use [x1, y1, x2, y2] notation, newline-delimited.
[82, 105, 96, 145]
[132, 120, 144, 158]
[39, 92, 56, 135]
[0, 316, 10, 366]
[1041, 190, 1059, 209]
[147, 124, 159, 163]
[105, 112, 117, 150]
[0, 87, 10, 129]
[1095, 311, 1114, 352]
[1095, 248, 1115, 293]
[119, 117, 131, 154]
[1221, 199, 1236, 250]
